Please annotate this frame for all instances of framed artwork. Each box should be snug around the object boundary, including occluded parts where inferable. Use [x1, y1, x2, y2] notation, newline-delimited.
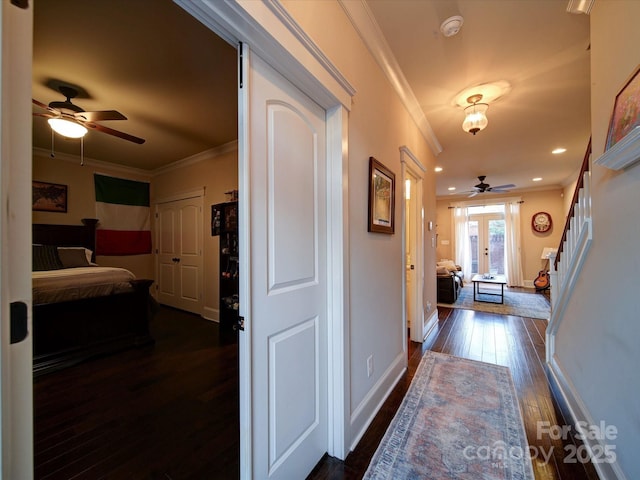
[368, 156, 395, 234]
[32, 181, 67, 213]
[606, 64, 640, 151]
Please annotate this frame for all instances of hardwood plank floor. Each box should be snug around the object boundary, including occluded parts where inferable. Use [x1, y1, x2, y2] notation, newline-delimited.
[35, 295, 598, 479]
[308, 291, 599, 480]
[34, 306, 239, 480]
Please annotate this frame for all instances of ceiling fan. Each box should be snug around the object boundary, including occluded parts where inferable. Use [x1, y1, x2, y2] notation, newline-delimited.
[32, 85, 145, 144]
[463, 175, 515, 197]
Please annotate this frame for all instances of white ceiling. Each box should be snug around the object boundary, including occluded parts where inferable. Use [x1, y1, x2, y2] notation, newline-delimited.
[33, 0, 591, 197]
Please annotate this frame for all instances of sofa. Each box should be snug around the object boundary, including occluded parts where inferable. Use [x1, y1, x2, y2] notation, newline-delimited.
[436, 260, 464, 304]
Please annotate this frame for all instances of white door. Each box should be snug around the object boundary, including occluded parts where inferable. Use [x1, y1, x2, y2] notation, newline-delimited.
[239, 45, 328, 479]
[156, 196, 203, 314]
[1, 1, 34, 477]
[469, 213, 506, 276]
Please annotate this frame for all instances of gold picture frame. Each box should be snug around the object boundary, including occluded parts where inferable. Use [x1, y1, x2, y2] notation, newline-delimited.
[368, 157, 395, 234]
[606, 64, 640, 151]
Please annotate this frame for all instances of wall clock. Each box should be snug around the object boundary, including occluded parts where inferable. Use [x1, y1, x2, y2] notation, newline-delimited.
[532, 211, 552, 233]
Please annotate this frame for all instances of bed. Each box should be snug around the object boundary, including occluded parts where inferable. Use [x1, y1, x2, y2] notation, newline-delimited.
[33, 218, 155, 376]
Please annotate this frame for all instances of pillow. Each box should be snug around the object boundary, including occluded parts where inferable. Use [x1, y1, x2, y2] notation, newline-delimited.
[57, 247, 91, 268]
[33, 245, 64, 271]
[57, 247, 93, 265]
[437, 260, 458, 272]
[436, 266, 450, 275]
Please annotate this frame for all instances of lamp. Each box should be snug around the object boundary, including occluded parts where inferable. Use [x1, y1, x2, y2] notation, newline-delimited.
[462, 94, 488, 135]
[47, 117, 88, 139]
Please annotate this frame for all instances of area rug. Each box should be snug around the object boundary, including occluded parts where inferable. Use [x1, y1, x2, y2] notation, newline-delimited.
[363, 351, 534, 480]
[439, 285, 550, 320]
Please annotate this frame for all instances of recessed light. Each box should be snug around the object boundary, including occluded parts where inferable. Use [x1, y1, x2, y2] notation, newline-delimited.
[552, 148, 566, 154]
[434, 166, 443, 172]
[448, 187, 456, 191]
[532, 177, 543, 182]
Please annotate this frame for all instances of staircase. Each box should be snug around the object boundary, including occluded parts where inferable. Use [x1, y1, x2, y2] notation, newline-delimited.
[546, 140, 593, 360]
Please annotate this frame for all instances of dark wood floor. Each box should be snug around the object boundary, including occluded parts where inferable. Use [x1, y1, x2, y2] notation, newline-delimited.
[34, 307, 239, 480]
[35, 294, 597, 479]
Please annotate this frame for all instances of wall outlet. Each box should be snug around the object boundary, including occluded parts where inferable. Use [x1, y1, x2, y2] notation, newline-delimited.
[426, 301, 432, 313]
[367, 355, 373, 378]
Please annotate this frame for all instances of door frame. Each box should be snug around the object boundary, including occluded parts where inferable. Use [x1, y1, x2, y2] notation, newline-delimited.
[176, 0, 355, 473]
[400, 147, 426, 343]
[154, 189, 205, 315]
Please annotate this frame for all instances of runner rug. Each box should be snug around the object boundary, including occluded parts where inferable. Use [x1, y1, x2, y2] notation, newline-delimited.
[363, 351, 535, 479]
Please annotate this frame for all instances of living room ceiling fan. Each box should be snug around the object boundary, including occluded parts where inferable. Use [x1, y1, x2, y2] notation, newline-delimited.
[32, 85, 145, 144]
[462, 175, 515, 197]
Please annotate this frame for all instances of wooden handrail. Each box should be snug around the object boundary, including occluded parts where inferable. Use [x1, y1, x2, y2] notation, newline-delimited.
[554, 138, 591, 269]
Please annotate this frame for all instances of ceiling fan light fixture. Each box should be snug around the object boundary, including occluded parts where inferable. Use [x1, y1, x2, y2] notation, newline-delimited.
[47, 117, 88, 138]
[462, 94, 489, 135]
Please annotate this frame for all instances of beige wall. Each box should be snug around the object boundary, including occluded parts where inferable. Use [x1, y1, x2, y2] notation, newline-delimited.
[153, 149, 238, 319]
[33, 147, 238, 318]
[436, 188, 565, 284]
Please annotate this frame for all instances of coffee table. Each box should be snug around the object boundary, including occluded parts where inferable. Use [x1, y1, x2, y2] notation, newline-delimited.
[471, 274, 507, 304]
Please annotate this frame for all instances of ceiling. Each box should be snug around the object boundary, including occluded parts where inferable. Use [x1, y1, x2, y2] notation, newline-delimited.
[33, 0, 591, 197]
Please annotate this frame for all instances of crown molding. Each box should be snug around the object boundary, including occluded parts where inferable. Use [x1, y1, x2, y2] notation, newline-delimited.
[152, 140, 238, 176]
[32, 147, 152, 178]
[339, 0, 442, 157]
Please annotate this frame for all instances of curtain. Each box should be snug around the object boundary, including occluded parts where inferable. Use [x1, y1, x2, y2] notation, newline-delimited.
[452, 206, 472, 282]
[504, 201, 524, 286]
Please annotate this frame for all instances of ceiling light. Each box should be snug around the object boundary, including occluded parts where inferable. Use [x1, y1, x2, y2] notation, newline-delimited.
[448, 187, 456, 191]
[434, 166, 443, 172]
[532, 177, 543, 182]
[552, 148, 567, 154]
[440, 15, 464, 37]
[47, 118, 88, 139]
[566, 0, 594, 14]
[462, 94, 489, 135]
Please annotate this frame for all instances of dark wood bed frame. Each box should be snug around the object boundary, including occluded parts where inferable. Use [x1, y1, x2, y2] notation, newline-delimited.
[33, 218, 155, 376]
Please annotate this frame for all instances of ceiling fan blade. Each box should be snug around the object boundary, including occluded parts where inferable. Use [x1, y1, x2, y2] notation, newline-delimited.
[468, 191, 479, 198]
[33, 98, 58, 114]
[33, 112, 56, 119]
[75, 110, 127, 122]
[84, 122, 145, 144]
[489, 183, 516, 190]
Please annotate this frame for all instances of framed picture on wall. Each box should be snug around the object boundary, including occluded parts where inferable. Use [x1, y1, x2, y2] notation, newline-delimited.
[606, 64, 640, 151]
[368, 156, 395, 234]
[32, 181, 67, 213]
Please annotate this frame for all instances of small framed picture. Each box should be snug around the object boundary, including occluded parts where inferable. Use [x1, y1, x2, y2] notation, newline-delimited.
[368, 157, 395, 234]
[32, 181, 67, 213]
[606, 64, 640, 151]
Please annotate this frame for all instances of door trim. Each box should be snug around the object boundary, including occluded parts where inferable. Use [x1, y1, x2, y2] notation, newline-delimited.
[174, 1, 355, 473]
[400, 147, 426, 343]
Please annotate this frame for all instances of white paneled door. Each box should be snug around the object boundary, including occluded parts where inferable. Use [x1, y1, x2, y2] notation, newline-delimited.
[239, 46, 328, 479]
[156, 196, 203, 314]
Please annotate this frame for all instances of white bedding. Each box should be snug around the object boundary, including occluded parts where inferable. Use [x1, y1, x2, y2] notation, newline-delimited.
[33, 266, 136, 305]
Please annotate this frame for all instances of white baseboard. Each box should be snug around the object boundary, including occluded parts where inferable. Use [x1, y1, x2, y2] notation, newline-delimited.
[423, 308, 438, 341]
[548, 355, 627, 480]
[349, 351, 406, 452]
[202, 306, 219, 322]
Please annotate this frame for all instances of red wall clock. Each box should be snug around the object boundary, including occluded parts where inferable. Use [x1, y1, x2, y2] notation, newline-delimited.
[532, 211, 552, 233]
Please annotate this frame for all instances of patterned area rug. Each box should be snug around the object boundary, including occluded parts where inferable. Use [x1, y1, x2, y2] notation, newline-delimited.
[439, 285, 550, 320]
[363, 352, 535, 480]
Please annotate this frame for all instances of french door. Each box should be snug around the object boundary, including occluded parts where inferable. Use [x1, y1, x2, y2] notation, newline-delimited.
[468, 213, 505, 276]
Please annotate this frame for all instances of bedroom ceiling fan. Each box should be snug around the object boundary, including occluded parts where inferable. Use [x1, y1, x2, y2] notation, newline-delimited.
[463, 175, 515, 197]
[32, 85, 145, 144]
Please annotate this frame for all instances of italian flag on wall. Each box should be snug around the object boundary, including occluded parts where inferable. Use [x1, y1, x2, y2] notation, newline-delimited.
[94, 174, 152, 255]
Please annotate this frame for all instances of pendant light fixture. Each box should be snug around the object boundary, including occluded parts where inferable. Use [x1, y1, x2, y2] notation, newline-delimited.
[462, 94, 489, 135]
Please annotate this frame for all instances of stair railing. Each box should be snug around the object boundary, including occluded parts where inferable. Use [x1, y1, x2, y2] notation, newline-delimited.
[546, 139, 593, 359]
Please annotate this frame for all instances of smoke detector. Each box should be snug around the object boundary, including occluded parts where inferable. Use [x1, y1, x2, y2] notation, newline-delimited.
[440, 15, 464, 37]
